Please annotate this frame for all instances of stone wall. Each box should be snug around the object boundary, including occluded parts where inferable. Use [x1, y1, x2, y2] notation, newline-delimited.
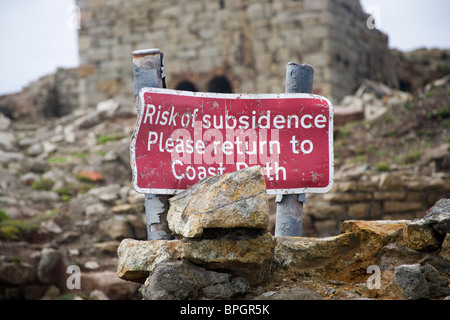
[75, 0, 398, 109]
[302, 165, 450, 236]
[0, 68, 78, 119]
[326, 0, 398, 100]
[392, 48, 450, 93]
[115, 165, 450, 300]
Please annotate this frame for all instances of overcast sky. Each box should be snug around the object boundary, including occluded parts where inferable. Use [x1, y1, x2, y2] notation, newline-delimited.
[0, 0, 449, 95]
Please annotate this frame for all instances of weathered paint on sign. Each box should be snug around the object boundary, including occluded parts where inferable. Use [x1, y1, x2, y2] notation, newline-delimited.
[131, 88, 333, 194]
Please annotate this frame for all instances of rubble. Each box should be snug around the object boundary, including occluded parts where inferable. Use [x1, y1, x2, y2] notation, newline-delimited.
[117, 166, 450, 300]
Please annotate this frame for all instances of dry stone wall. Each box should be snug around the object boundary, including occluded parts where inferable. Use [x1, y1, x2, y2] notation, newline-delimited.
[302, 165, 450, 237]
[116, 166, 450, 300]
[75, 0, 398, 108]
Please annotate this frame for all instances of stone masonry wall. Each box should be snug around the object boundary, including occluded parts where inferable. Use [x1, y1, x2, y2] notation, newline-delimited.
[326, 0, 398, 101]
[0, 67, 79, 119]
[302, 165, 450, 237]
[75, 0, 398, 109]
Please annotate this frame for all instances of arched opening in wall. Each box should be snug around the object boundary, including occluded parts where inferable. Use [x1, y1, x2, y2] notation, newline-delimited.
[175, 81, 198, 92]
[399, 79, 412, 92]
[208, 76, 233, 93]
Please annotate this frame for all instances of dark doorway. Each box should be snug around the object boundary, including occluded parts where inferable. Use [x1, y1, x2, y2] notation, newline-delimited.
[399, 79, 412, 92]
[207, 76, 233, 93]
[175, 81, 198, 92]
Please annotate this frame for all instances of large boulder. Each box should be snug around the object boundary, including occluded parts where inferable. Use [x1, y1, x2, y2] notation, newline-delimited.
[423, 198, 450, 236]
[394, 264, 430, 300]
[167, 165, 268, 238]
[404, 199, 450, 251]
[117, 232, 274, 285]
[138, 260, 249, 300]
[117, 166, 274, 294]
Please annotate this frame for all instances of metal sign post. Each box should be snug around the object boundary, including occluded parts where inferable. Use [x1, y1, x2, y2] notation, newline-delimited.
[274, 62, 315, 237]
[132, 48, 173, 240]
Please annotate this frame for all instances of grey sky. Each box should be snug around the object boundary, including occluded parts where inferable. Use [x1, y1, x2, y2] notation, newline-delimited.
[0, 0, 78, 95]
[0, 0, 449, 95]
[360, 0, 450, 51]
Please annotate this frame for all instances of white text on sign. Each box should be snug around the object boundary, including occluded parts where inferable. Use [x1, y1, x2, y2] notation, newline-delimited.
[131, 88, 333, 194]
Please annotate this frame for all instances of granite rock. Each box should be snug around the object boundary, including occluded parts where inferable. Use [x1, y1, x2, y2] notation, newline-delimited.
[167, 165, 268, 238]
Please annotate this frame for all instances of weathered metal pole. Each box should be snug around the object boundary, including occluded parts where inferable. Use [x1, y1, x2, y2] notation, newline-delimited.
[132, 48, 173, 240]
[274, 62, 314, 237]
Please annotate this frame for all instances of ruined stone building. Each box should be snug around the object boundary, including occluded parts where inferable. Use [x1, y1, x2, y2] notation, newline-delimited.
[3, 0, 449, 119]
[75, 0, 399, 109]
